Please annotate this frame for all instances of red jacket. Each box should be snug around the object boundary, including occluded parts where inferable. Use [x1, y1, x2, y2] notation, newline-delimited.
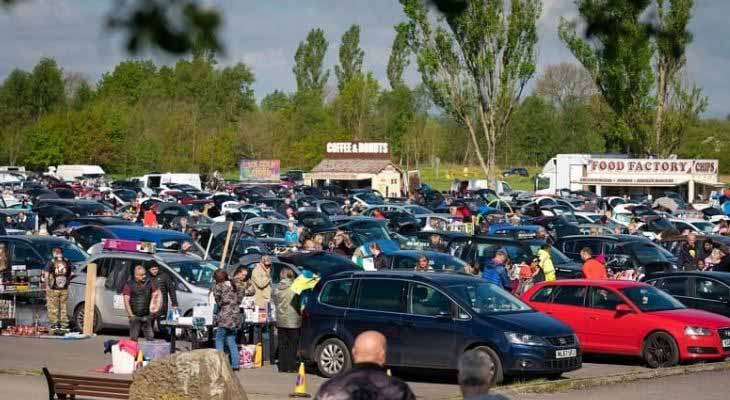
[582, 258, 608, 280]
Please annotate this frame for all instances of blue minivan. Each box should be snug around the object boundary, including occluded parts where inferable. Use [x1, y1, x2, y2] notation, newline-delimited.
[300, 271, 581, 383]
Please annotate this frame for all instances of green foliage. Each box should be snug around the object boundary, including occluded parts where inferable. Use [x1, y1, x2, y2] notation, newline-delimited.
[400, 0, 541, 180]
[332, 72, 380, 138]
[387, 24, 411, 89]
[30, 57, 65, 118]
[260, 90, 290, 112]
[293, 28, 330, 97]
[334, 25, 365, 92]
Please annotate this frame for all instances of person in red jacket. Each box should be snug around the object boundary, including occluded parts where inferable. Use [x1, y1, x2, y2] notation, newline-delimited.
[580, 247, 608, 279]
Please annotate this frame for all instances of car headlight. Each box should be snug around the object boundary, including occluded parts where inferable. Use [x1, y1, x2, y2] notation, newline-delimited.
[505, 332, 546, 346]
[684, 326, 713, 337]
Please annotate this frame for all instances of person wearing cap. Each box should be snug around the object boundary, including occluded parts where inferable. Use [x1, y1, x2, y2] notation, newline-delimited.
[482, 250, 512, 291]
[45, 247, 72, 331]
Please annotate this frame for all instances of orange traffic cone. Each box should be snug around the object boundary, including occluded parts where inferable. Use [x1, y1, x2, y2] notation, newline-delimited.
[289, 362, 311, 398]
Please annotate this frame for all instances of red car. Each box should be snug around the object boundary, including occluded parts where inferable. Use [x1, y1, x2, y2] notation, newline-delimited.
[521, 280, 730, 368]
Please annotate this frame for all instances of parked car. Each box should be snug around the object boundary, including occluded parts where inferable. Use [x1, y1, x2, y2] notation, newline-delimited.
[522, 280, 730, 367]
[669, 218, 715, 235]
[503, 167, 529, 177]
[448, 236, 583, 279]
[643, 272, 730, 317]
[73, 225, 203, 255]
[67, 249, 217, 332]
[301, 271, 581, 383]
[381, 250, 469, 273]
[0, 235, 88, 271]
[555, 235, 677, 276]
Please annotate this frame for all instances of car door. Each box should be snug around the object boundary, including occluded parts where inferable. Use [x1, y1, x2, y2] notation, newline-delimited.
[399, 282, 457, 368]
[104, 257, 138, 324]
[692, 277, 730, 317]
[582, 286, 640, 354]
[543, 285, 589, 343]
[10, 241, 45, 272]
[344, 278, 405, 366]
[649, 277, 692, 306]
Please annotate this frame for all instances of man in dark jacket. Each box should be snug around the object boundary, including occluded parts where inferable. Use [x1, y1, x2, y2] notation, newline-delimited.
[314, 331, 415, 400]
[123, 265, 161, 341]
[148, 262, 177, 339]
[678, 233, 703, 271]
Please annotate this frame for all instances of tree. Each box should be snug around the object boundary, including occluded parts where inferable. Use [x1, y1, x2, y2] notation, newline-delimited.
[333, 72, 380, 138]
[534, 62, 595, 108]
[652, 0, 700, 156]
[292, 28, 330, 97]
[399, 0, 541, 181]
[261, 90, 290, 112]
[387, 24, 411, 89]
[559, 0, 704, 155]
[559, 1, 655, 153]
[334, 25, 365, 92]
[30, 57, 65, 119]
[0, 69, 34, 165]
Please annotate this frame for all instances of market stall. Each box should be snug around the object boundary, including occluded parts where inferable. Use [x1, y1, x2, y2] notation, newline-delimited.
[305, 142, 404, 198]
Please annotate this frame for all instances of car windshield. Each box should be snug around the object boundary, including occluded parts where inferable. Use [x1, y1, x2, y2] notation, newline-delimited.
[36, 240, 88, 263]
[395, 253, 468, 272]
[357, 192, 384, 205]
[349, 222, 392, 243]
[290, 253, 357, 277]
[692, 222, 714, 234]
[449, 282, 532, 314]
[113, 190, 136, 202]
[167, 260, 216, 289]
[620, 286, 685, 312]
[627, 242, 669, 264]
[404, 205, 432, 215]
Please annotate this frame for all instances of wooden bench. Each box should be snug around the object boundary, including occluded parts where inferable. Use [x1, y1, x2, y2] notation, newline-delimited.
[43, 368, 132, 400]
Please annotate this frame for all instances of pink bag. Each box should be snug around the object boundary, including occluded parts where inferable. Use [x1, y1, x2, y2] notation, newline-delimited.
[238, 345, 255, 369]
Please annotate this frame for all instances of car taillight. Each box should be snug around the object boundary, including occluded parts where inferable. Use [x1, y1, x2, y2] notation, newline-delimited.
[301, 308, 310, 321]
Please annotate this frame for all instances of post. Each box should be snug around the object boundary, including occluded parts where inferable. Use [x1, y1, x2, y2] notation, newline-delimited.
[218, 222, 234, 270]
[203, 228, 214, 261]
[82, 263, 97, 335]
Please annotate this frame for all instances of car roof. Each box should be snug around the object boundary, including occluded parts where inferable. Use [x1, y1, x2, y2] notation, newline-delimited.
[328, 270, 482, 285]
[534, 279, 645, 289]
[90, 250, 204, 264]
[0, 235, 72, 244]
[386, 250, 454, 257]
[104, 225, 191, 240]
[645, 271, 730, 284]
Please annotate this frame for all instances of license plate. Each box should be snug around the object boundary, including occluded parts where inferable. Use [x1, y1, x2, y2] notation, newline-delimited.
[722, 339, 730, 348]
[556, 349, 577, 359]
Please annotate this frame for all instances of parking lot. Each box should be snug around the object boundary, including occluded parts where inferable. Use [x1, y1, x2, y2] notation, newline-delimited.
[0, 331, 665, 400]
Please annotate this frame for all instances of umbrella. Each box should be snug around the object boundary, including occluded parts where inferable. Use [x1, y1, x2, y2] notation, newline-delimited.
[652, 197, 679, 213]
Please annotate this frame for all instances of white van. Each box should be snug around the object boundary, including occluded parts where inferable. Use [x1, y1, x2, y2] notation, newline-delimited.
[137, 173, 202, 191]
[53, 165, 105, 182]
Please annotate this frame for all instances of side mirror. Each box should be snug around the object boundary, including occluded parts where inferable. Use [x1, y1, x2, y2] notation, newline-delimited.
[435, 311, 452, 319]
[615, 304, 633, 314]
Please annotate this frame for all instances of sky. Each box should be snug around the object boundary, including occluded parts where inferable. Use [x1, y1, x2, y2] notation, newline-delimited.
[1, 0, 728, 117]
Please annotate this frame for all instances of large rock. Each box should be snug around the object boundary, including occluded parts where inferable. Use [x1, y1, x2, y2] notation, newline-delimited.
[130, 349, 248, 400]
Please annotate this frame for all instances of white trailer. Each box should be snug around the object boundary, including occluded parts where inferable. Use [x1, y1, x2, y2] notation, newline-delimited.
[137, 173, 202, 191]
[535, 154, 628, 196]
[52, 165, 105, 182]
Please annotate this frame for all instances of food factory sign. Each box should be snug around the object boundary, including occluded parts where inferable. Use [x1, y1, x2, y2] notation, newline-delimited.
[582, 158, 719, 185]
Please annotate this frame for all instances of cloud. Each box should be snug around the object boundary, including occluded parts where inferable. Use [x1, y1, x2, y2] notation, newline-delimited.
[0, 0, 726, 116]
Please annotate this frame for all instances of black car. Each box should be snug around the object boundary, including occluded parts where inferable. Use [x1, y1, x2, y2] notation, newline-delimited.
[555, 235, 677, 275]
[0, 235, 88, 271]
[643, 272, 730, 317]
[503, 167, 529, 177]
[448, 236, 583, 279]
[301, 271, 580, 382]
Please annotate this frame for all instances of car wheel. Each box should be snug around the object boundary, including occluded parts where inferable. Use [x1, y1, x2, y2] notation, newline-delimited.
[73, 304, 102, 333]
[643, 332, 679, 368]
[473, 346, 504, 385]
[315, 338, 351, 378]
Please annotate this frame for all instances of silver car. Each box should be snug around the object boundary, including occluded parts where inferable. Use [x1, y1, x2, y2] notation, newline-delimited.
[67, 251, 216, 332]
